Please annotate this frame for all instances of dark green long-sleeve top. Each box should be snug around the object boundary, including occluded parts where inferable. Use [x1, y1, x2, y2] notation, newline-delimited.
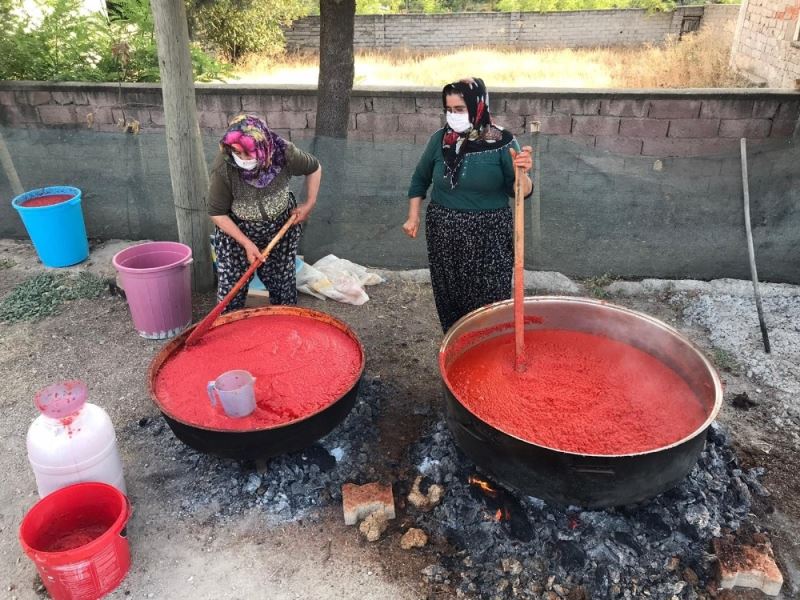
[408, 129, 522, 211]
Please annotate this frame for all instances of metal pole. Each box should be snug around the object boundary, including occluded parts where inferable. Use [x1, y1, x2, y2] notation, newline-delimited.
[740, 137, 771, 353]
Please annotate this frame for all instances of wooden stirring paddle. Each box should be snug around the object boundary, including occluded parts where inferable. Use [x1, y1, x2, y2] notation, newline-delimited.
[185, 214, 298, 347]
[514, 159, 527, 373]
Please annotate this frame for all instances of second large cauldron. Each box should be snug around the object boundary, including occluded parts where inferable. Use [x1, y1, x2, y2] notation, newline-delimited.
[439, 296, 722, 508]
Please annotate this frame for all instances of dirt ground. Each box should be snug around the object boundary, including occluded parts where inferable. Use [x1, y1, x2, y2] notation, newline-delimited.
[0, 239, 798, 599]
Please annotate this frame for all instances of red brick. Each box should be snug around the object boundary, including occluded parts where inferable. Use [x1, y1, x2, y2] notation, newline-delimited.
[397, 113, 442, 132]
[641, 137, 740, 157]
[719, 119, 772, 138]
[572, 116, 619, 136]
[341, 482, 395, 525]
[668, 118, 720, 138]
[356, 113, 399, 132]
[600, 99, 649, 117]
[595, 136, 643, 155]
[37, 105, 76, 125]
[700, 99, 754, 119]
[265, 111, 308, 129]
[647, 99, 701, 119]
[619, 118, 669, 137]
[240, 94, 283, 113]
[553, 98, 600, 116]
[537, 114, 572, 135]
[713, 537, 783, 596]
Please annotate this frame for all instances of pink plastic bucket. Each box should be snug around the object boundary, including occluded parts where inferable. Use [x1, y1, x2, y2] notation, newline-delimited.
[112, 242, 193, 339]
[19, 482, 132, 600]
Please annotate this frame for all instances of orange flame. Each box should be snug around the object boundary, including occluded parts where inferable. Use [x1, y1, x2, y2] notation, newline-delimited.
[468, 475, 498, 498]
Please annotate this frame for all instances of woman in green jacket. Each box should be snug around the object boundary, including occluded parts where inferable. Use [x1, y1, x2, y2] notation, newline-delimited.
[403, 78, 533, 332]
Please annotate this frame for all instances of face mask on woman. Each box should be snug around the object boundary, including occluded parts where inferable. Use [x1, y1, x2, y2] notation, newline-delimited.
[232, 153, 259, 171]
[446, 112, 471, 133]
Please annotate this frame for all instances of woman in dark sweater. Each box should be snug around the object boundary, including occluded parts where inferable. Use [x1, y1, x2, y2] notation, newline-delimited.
[403, 78, 533, 332]
[207, 114, 322, 311]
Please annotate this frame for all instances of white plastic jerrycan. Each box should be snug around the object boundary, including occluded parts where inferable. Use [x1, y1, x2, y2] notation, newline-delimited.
[26, 380, 127, 498]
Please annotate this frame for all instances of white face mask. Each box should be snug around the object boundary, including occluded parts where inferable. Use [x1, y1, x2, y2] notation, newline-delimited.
[446, 112, 471, 133]
[232, 153, 258, 171]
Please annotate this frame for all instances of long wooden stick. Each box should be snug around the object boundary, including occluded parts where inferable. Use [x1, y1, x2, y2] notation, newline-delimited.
[514, 162, 526, 372]
[740, 138, 771, 354]
[185, 215, 298, 347]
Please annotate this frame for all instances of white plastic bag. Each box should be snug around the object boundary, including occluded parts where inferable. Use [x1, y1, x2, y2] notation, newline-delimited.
[295, 254, 384, 305]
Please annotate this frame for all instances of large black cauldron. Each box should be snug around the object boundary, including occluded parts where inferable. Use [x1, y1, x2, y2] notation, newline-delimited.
[439, 297, 722, 508]
[148, 306, 364, 460]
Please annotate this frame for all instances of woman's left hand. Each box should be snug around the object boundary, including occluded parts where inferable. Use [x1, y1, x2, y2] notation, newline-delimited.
[292, 202, 314, 224]
[509, 146, 533, 173]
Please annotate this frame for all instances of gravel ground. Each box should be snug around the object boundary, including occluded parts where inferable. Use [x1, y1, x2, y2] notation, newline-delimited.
[0, 239, 798, 599]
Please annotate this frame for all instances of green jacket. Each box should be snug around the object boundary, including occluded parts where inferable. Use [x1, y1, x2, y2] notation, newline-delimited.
[408, 129, 521, 212]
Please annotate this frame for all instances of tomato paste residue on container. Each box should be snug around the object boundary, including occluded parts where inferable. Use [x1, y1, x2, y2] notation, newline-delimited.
[41, 522, 111, 553]
[444, 328, 707, 455]
[21, 194, 74, 208]
[154, 314, 363, 431]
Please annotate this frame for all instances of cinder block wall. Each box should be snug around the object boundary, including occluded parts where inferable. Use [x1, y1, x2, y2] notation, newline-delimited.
[2, 83, 796, 157]
[285, 6, 737, 51]
[731, 0, 800, 88]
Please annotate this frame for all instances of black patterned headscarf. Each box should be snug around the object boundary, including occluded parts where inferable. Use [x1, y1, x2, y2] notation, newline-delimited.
[441, 77, 511, 188]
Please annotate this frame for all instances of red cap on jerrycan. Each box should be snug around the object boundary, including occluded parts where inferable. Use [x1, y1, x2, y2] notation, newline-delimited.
[27, 380, 127, 498]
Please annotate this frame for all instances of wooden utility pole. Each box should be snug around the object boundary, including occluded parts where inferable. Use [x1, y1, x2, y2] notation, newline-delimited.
[150, 0, 213, 292]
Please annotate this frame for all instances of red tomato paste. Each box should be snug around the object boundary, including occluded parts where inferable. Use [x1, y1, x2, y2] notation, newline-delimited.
[155, 315, 363, 431]
[444, 328, 707, 455]
[21, 194, 73, 208]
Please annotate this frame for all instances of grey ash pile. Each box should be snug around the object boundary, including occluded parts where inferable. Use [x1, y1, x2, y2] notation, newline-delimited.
[409, 421, 768, 600]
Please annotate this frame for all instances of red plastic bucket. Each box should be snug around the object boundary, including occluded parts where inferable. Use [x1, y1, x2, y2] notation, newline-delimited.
[19, 482, 132, 600]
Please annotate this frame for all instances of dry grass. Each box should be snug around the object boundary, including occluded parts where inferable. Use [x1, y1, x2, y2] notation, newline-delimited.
[232, 26, 750, 89]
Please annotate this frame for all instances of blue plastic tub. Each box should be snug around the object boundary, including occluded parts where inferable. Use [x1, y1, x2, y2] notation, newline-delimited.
[11, 186, 89, 267]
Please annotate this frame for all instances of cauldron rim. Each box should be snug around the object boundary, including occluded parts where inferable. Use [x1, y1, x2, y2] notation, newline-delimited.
[439, 295, 723, 458]
[148, 306, 365, 434]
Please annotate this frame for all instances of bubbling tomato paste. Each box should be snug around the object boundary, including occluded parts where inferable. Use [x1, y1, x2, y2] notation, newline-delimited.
[444, 328, 707, 455]
[155, 314, 363, 431]
[21, 194, 74, 208]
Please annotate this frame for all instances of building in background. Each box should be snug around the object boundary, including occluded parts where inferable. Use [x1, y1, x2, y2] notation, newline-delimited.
[731, 0, 800, 88]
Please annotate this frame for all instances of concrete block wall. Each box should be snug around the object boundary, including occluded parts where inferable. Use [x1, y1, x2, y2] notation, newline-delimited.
[285, 6, 738, 51]
[2, 82, 797, 158]
[731, 0, 800, 88]
[2, 82, 799, 282]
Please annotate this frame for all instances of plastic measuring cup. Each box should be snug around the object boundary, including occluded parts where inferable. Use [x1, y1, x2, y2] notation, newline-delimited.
[206, 370, 256, 418]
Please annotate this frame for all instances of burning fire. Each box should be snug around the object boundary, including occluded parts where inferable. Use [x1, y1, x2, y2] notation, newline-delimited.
[468, 475, 499, 498]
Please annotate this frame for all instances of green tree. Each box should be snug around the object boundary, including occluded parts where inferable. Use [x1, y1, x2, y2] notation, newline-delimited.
[189, 0, 309, 61]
